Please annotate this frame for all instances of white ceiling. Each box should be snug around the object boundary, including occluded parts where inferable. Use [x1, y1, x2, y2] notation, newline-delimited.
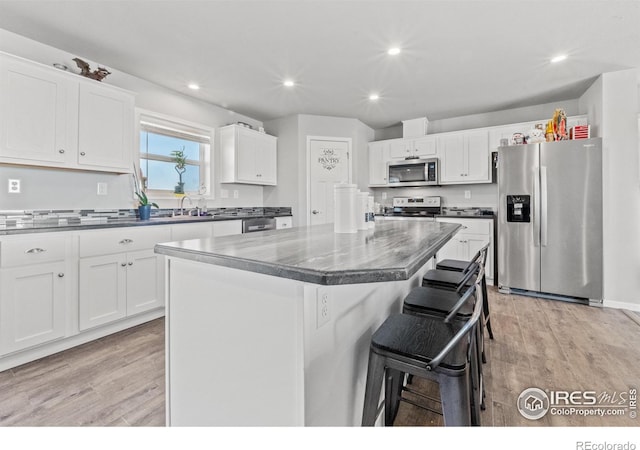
[0, 0, 639, 130]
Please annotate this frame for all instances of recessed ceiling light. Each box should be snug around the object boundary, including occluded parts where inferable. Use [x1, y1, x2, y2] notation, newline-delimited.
[283, 79, 295, 87]
[369, 93, 380, 101]
[550, 54, 567, 63]
[187, 83, 200, 90]
[387, 47, 401, 56]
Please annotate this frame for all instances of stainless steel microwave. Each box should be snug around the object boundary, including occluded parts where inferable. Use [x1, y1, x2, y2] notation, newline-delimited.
[387, 158, 439, 187]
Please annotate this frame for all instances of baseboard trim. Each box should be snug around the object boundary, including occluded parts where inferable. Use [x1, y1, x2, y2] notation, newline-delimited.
[603, 299, 640, 312]
[0, 309, 165, 372]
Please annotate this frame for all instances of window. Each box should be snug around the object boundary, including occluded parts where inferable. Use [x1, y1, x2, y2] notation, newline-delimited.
[137, 110, 212, 197]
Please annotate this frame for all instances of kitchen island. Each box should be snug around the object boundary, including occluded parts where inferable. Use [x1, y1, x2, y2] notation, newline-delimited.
[155, 219, 461, 426]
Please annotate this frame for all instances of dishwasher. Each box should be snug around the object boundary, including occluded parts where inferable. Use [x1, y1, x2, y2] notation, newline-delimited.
[242, 217, 276, 233]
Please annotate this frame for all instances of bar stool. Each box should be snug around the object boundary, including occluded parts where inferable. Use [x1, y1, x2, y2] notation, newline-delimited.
[424, 242, 494, 341]
[361, 278, 483, 426]
[402, 282, 485, 421]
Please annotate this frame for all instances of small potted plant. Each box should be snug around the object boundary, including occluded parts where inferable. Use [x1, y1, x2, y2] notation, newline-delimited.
[171, 148, 187, 194]
[133, 167, 158, 220]
[135, 190, 159, 220]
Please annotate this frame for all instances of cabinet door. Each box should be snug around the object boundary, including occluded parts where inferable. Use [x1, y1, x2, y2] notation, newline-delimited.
[126, 250, 164, 316]
[0, 262, 66, 355]
[79, 254, 127, 331]
[236, 129, 258, 182]
[439, 134, 466, 183]
[171, 222, 213, 241]
[257, 136, 277, 185]
[413, 136, 437, 157]
[212, 220, 242, 237]
[0, 55, 76, 164]
[436, 237, 465, 262]
[368, 141, 389, 186]
[465, 130, 490, 182]
[465, 235, 493, 283]
[275, 216, 293, 230]
[389, 139, 411, 158]
[77, 83, 133, 171]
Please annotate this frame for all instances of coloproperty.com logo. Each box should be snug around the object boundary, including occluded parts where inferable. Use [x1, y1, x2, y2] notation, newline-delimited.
[517, 386, 638, 420]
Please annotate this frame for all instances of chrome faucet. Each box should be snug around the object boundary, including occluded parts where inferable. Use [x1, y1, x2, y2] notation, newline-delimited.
[179, 195, 193, 216]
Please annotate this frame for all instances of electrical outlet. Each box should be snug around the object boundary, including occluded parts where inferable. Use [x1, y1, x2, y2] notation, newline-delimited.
[381, 192, 387, 200]
[316, 291, 331, 328]
[220, 189, 229, 199]
[97, 182, 108, 195]
[8, 179, 20, 194]
[464, 190, 471, 199]
[233, 190, 239, 199]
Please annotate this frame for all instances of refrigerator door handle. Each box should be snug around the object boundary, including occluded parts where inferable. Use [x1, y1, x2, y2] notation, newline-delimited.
[533, 167, 541, 247]
[540, 165, 548, 247]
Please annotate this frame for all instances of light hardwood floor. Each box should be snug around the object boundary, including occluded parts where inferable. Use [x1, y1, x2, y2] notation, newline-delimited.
[0, 287, 638, 426]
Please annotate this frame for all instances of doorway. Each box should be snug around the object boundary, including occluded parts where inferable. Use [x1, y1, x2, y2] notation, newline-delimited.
[306, 136, 352, 226]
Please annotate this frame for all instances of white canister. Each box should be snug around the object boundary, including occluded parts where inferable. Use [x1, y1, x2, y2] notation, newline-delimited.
[357, 192, 369, 230]
[334, 183, 357, 233]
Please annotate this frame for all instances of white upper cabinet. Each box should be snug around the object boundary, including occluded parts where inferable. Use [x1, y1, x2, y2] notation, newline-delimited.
[0, 52, 135, 173]
[368, 140, 390, 186]
[389, 136, 437, 159]
[0, 54, 77, 165]
[77, 83, 134, 171]
[439, 129, 490, 184]
[220, 124, 277, 185]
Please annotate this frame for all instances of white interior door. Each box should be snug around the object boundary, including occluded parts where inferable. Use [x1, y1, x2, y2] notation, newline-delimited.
[308, 137, 351, 226]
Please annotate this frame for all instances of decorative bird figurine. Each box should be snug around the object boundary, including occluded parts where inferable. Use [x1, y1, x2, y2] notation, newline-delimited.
[72, 57, 111, 82]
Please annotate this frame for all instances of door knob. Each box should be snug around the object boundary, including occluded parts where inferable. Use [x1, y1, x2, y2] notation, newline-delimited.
[312, 210, 320, 215]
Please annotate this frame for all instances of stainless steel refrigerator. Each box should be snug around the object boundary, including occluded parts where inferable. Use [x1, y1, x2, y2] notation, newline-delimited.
[497, 138, 603, 302]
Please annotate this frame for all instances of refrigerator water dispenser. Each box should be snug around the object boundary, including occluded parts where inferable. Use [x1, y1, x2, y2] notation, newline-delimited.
[506, 195, 530, 222]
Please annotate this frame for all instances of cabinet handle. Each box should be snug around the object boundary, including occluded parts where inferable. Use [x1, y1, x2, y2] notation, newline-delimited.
[128, 262, 133, 266]
[25, 248, 46, 254]
[121, 263, 127, 267]
[58, 149, 65, 154]
[119, 239, 133, 245]
[80, 151, 86, 156]
[58, 273, 65, 278]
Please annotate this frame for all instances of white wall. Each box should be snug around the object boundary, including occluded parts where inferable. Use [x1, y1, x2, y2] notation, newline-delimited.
[0, 28, 265, 211]
[264, 114, 374, 226]
[579, 69, 640, 311]
[263, 115, 300, 221]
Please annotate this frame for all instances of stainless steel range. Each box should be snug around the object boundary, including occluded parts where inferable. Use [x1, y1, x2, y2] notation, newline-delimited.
[389, 196, 442, 218]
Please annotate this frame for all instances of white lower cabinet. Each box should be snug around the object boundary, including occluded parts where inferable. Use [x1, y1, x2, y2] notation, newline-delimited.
[435, 218, 495, 285]
[79, 253, 127, 330]
[275, 216, 293, 229]
[0, 261, 67, 355]
[78, 249, 163, 330]
[0, 233, 71, 356]
[212, 219, 243, 237]
[78, 226, 170, 331]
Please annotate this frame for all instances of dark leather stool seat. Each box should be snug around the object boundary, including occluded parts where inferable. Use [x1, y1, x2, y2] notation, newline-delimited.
[422, 263, 479, 290]
[403, 286, 473, 318]
[436, 259, 471, 272]
[362, 282, 483, 427]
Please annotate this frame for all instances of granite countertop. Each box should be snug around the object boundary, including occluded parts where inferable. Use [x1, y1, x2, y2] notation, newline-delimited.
[155, 220, 461, 285]
[0, 207, 292, 236]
